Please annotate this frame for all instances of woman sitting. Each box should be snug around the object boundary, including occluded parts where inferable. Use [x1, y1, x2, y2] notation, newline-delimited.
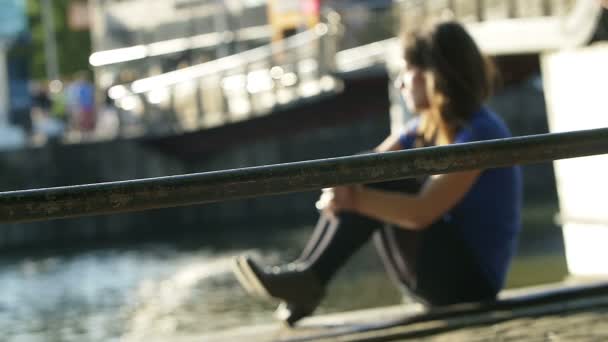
[233, 20, 522, 327]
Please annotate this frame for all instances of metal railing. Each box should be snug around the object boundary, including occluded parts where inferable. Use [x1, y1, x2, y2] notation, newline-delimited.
[2, 127, 608, 224]
[83, 0, 604, 143]
[89, 25, 272, 67]
[106, 23, 341, 137]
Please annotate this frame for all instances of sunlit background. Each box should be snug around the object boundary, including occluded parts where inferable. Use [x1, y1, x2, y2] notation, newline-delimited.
[0, 0, 606, 341]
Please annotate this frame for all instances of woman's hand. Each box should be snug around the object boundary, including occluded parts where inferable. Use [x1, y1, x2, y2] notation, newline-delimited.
[314, 185, 360, 217]
[315, 188, 335, 213]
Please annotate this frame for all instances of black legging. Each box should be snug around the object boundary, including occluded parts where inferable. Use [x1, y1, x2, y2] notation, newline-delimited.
[297, 178, 497, 306]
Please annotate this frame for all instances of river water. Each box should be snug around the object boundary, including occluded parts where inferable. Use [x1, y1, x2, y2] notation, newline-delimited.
[0, 212, 567, 342]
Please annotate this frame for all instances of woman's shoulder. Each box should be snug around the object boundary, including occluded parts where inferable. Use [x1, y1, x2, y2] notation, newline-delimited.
[457, 107, 512, 143]
[476, 107, 512, 137]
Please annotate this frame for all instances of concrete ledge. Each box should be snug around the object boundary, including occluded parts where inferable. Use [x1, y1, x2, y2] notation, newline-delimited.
[172, 279, 608, 342]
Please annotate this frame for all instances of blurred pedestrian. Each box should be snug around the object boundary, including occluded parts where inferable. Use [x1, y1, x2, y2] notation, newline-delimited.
[66, 71, 96, 137]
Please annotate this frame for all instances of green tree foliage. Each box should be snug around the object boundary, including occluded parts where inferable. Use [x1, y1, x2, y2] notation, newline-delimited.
[26, 0, 91, 80]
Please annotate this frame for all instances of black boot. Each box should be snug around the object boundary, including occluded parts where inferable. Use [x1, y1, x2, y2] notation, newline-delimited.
[232, 255, 324, 326]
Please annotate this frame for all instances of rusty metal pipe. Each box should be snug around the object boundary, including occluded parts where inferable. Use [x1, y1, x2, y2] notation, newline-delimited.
[1, 127, 608, 224]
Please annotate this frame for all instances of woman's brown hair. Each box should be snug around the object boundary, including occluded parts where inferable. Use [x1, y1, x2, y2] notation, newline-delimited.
[402, 21, 495, 144]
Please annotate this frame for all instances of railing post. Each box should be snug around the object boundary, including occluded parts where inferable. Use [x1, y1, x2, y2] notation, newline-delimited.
[476, 0, 485, 21]
[324, 10, 341, 74]
[41, 0, 60, 82]
[220, 70, 231, 124]
[289, 42, 300, 96]
[542, 0, 552, 16]
[448, 0, 456, 16]
[419, 0, 428, 22]
[244, 62, 253, 118]
[317, 26, 327, 78]
[195, 78, 205, 129]
[213, 0, 231, 58]
[507, 0, 518, 18]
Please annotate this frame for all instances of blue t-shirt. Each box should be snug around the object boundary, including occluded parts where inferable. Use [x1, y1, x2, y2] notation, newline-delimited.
[398, 107, 522, 291]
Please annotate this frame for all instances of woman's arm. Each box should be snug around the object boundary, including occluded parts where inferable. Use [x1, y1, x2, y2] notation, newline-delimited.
[317, 129, 411, 214]
[331, 170, 481, 230]
[374, 134, 403, 153]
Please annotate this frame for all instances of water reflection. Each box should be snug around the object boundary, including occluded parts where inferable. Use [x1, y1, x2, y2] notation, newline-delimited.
[0, 224, 567, 341]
